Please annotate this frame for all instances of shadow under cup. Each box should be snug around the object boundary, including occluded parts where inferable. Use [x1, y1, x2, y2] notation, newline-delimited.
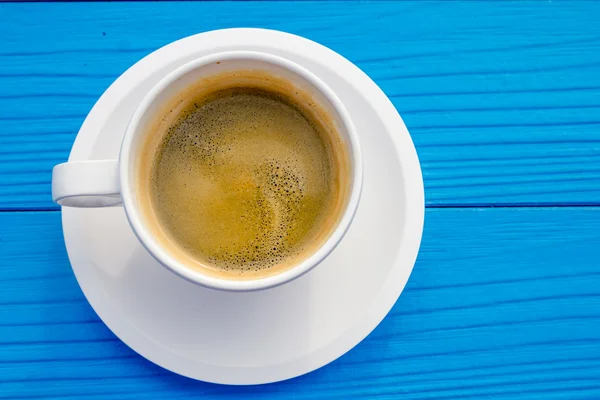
[123, 52, 361, 291]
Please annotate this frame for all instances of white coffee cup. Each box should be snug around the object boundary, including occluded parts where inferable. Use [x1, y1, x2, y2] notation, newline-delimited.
[52, 51, 363, 291]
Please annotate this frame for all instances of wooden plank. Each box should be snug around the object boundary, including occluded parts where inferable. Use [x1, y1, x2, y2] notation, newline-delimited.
[0, 208, 599, 398]
[1, 2, 600, 209]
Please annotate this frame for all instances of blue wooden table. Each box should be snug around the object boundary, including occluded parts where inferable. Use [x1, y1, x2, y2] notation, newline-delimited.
[1, 1, 600, 398]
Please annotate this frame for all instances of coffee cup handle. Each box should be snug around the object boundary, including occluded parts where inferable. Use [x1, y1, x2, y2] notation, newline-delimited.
[52, 160, 122, 207]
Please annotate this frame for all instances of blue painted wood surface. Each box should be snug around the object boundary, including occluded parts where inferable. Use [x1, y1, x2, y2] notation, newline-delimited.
[1, 1, 600, 399]
[1, 209, 600, 399]
[1, 1, 600, 209]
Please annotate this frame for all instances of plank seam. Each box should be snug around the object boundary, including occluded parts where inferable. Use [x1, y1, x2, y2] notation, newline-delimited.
[2, 204, 600, 213]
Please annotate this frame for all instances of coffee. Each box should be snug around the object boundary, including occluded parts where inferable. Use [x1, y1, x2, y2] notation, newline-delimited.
[137, 71, 350, 280]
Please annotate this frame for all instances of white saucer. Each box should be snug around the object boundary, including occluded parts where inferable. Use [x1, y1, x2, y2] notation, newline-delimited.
[63, 29, 424, 384]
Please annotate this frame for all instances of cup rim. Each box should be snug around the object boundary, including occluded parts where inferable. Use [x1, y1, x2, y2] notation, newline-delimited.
[120, 50, 363, 291]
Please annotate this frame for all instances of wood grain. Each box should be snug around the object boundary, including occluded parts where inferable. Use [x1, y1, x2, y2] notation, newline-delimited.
[1, 2, 600, 209]
[0, 208, 599, 398]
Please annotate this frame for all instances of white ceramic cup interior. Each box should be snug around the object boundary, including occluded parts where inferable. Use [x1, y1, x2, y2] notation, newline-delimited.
[52, 51, 363, 291]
